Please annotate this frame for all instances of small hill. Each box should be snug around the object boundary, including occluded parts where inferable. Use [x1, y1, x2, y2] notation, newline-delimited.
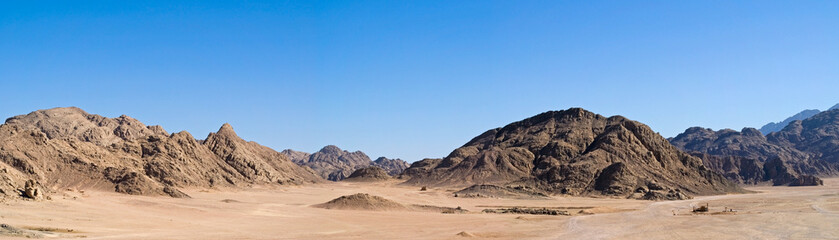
[344, 166, 391, 182]
[313, 193, 406, 211]
[402, 108, 742, 199]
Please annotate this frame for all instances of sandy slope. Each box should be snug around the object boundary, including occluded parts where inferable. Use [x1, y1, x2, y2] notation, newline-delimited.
[1, 179, 837, 239]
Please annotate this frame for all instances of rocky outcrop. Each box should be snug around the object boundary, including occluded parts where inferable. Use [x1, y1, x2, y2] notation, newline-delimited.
[402, 108, 742, 199]
[0, 107, 321, 199]
[283, 146, 410, 181]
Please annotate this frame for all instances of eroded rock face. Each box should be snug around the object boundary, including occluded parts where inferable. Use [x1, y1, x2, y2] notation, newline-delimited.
[402, 108, 742, 199]
[670, 110, 839, 186]
[0, 107, 321, 199]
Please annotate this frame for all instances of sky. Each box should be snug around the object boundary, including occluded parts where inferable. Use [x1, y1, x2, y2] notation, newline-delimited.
[1, 1, 838, 162]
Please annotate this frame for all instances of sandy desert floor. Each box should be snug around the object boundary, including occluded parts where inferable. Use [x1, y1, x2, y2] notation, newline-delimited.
[1, 179, 838, 239]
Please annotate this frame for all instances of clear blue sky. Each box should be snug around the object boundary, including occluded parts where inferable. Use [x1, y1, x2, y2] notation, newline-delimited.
[2, 1, 838, 162]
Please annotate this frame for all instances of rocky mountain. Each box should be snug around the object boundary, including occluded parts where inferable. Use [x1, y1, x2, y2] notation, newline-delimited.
[283, 146, 409, 181]
[344, 166, 392, 182]
[670, 110, 839, 186]
[281, 149, 311, 163]
[402, 108, 742, 200]
[0, 107, 321, 199]
[759, 109, 820, 135]
[373, 157, 410, 176]
[758, 103, 839, 135]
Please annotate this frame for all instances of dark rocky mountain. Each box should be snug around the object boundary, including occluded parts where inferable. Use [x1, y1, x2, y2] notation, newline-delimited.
[759, 109, 820, 135]
[283, 146, 410, 181]
[344, 166, 392, 182]
[298, 145, 372, 181]
[373, 157, 410, 176]
[0, 107, 321, 199]
[402, 108, 742, 200]
[769, 109, 839, 165]
[670, 109, 839, 186]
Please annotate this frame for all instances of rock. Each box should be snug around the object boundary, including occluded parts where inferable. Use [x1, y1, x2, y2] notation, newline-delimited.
[23, 179, 40, 199]
[0, 223, 44, 238]
[789, 175, 823, 186]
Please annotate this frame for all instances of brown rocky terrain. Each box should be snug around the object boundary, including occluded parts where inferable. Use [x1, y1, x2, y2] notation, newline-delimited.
[670, 109, 839, 186]
[402, 108, 742, 200]
[0, 107, 321, 199]
[283, 146, 409, 181]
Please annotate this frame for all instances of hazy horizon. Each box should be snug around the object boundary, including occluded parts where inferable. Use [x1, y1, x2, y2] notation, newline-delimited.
[2, 1, 838, 162]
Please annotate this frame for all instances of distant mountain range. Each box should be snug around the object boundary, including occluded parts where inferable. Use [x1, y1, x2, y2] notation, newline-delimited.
[282, 146, 408, 181]
[3, 105, 838, 201]
[671, 108, 839, 186]
[759, 103, 839, 134]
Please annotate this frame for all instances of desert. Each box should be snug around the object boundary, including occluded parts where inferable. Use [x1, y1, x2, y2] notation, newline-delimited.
[4, 2, 839, 239]
[1, 178, 837, 239]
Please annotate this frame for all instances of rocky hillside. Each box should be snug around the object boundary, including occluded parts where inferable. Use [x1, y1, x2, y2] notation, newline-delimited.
[402, 108, 742, 200]
[670, 110, 839, 186]
[0, 107, 321, 199]
[283, 146, 409, 181]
